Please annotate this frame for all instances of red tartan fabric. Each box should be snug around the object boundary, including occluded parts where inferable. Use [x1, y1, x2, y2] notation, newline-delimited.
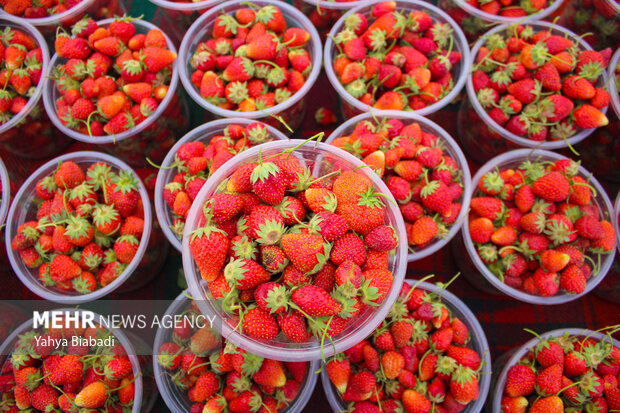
[1, 71, 619, 411]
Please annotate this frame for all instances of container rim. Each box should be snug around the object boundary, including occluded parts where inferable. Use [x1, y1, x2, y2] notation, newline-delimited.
[608, 47, 620, 119]
[462, 148, 616, 305]
[5, 150, 153, 304]
[42, 18, 179, 144]
[323, 0, 472, 117]
[452, 0, 566, 24]
[177, 0, 322, 120]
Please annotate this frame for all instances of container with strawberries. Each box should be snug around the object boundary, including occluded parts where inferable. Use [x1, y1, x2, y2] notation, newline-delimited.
[490, 327, 620, 413]
[458, 149, 617, 304]
[154, 289, 319, 412]
[322, 279, 492, 413]
[437, 0, 565, 41]
[0, 309, 144, 412]
[178, 0, 321, 134]
[459, 21, 612, 164]
[559, 0, 620, 50]
[0, 18, 72, 159]
[326, 111, 472, 262]
[154, 118, 288, 252]
[182, 139, 408, 361]
[324, 0, 471, 119]
[5, 151, 154, 303]
[43, 15, 189, 167]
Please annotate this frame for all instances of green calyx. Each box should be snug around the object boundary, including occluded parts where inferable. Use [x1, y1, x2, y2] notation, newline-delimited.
[231, 235, 258, 261]
[69, 182, 95, 203]
[250, 161, 280, 185]
[254, 219, 285, 245]
[65, 215, 93, 241]
[357, 187, 385, 208]
[111, 170, 138, 194]
[87, 163, 114, 191]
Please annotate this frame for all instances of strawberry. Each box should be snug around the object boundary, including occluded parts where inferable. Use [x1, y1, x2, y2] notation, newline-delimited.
[242, 307, 279, 340]
[291, 284, 341, 317]
[75, 381, 107, 408]
[574, 104, 609, 128]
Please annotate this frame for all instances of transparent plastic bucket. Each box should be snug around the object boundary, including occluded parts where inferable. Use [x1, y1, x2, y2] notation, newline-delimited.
[324, 0, 471, 119]
[321, 279, 492, 413]
[5, 151, 153, 304]
[0, 0, 125, 41]
[458, 148, 616, 304]
[42, 18, 189, 167]
[558, 0, 620, 50]
[153, 289, 320, 412]
[0, 308, 143, 412]
[488, 328, 620, 413]
[154, 118, 288, 252]
[438, 0, 565, 40]
[0, 17, 71, 159]
[459, 21, 608, 164]
[182, 140, 408, 361]
[325, 110, 472, 263]
[177, 0, 322, 135]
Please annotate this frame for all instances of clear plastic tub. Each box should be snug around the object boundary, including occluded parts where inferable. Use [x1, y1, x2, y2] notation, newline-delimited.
[488, 328, 620, 413]
[177, 0, 322, 135]
[0, 308, 143, 412]
[5, 151, 153, 304]
[154, 118, 288, 252]
[183, 140, 408, 361]
[153, 289, 320, 412]
[321, 279, 492, 413]
[325, 110, 472, 263]
[438, 0, 565, 41]
[42, 18, 189, 167]
[324, 0, 471, 119]
[0, 18, 71, 159]
[0, 0, 125, 41]
[148, 0, 224, 46]
[459, 21, 608, 164]
[559, 0, 620, 50]
[610, 48, 620, 120]
[458, 149, 616, 304]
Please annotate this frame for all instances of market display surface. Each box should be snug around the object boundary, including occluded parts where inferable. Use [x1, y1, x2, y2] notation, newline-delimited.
[0, 0, 619, 412]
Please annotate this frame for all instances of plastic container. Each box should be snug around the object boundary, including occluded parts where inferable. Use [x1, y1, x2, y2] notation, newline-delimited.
[324, 0, 471, 120]
[488, 328, 620, 413]
[458, 21, 609, 164]
[42, 18, 189, 167]
[438, 0, 565, 41]
[0, 18, 71, 159]
[572, 47, 620, 182]
[559, 0, 620, 50]
[458, 149, 617, 304]
[0, 308, 143, 412]
[292, 0, 368, 40]
[321, 279, 492, 413]
[148, 0, 224, 46]
[154, 118, 288, 252]
[325, 110, 472, 262]
[0, 157, 10, 228]
[5, 151, 153, 304]
[183, 140, 408, 361]
[178, 0, 322, 134]
[0, 0, 125, 41]
[153, 289, 320, 413]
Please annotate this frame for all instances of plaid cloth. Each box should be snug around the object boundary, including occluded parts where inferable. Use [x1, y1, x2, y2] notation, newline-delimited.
[1, 0, 619, 409]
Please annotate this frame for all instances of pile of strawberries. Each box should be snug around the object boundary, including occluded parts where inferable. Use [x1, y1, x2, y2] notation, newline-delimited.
[0, 26, 44, 125]
[472, 23, 611, 141]
[51, 16, 176, 136]
[330, 117, 465, 250]
[189, 4, 313, 112]
[468, 158, 616, 297]
[188, 149, 400, 343]
[0, 318, 136, 411]
[157, 299, 310, 412]
[562, 0, 620, 50]
[0, 0, 84, 18]
[500, 329, 620, 413]
[10, 159, 147, 295]
[325, 281, 483, 413]
[331, 1, 463, 111]
[162, 122, 280, 242]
